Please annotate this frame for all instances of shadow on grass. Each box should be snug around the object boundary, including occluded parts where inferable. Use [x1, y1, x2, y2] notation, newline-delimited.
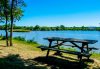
[58, 55, 94, 63]
[0, 54, 99, 69]
[34, 56, 88, 69]
[0, 54, 47, 69]
[58, 55, 78, 61]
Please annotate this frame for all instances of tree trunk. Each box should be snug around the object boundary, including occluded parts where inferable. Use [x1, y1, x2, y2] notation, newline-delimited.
[5, 15, 9, 46]
[10, 0, 14, 46]
[4, 0, 9, 46]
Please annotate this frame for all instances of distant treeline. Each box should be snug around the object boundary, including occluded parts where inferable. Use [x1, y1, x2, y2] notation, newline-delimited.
[0, 24, 100, 31]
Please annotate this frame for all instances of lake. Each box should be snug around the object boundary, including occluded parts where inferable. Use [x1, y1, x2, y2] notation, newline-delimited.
[0, 30, 100, 52]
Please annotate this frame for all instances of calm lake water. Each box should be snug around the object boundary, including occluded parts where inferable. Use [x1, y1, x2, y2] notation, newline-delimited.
[0, 30, 100, 52]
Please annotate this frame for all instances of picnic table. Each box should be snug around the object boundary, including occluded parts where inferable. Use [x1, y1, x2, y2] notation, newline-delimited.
[38, 37, 98, 62]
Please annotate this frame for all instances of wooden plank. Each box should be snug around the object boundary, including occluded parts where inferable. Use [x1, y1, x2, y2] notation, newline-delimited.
[44, 37, 98, 44]
[83, 40, 98, 44]
[38, 46, 91, 57]
[37, 46, 49, 51]
[38, 46, 48, 48]
[89, 47, 99, 50]
[83, 46, 99, 50]
[62, 44, 76, 47]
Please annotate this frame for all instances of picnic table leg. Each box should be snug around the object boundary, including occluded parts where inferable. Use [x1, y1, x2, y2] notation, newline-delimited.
[46, 40, 52, 58]
[77, 55, 82, 62]
[79, 43, 85, 61]
[86, 44, 90, 60]
[54, 41, 62, 56]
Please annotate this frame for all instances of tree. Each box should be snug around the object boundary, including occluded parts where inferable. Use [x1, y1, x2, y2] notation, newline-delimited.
[0, 0, 26, 46]
[34, 25, 41, 31]
[60, 25, 65, 30]
[4, 0, 9, 46]
[56, 26, 61, 30]
[9, 0, 26, 46]
[0, 0, 10, 46]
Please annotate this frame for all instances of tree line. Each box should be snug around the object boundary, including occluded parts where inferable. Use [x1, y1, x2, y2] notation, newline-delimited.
[0, 25, 100, 31]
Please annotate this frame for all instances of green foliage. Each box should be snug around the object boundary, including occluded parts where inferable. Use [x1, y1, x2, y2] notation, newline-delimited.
[1, 25, 100, 31]
[0, 35, 10, 40]
[33, 25, 41, 31]
[27, 39, 37, 44]
[0, 0, 26, 22]
[0, 0, 26, 46]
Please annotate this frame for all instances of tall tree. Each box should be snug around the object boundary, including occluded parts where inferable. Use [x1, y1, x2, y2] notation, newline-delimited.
[10, 0, 14, 46]
[60, 25, 65, 30]
[4, 0, 9, 46]
[10, 0, 25, 46]
[0, 0, 25, 46]
[34, 25, 41, 31]
[0, 0, 9, 46]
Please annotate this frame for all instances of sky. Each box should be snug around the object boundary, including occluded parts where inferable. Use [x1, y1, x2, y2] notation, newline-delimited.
[16, 0, 100, 27]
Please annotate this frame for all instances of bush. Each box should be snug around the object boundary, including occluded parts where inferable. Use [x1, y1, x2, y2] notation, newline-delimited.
[13, 36, 25, 41]
[27, 39, 37, 44]
[13, 36, 38, 44]
[0, 36, 9, 40]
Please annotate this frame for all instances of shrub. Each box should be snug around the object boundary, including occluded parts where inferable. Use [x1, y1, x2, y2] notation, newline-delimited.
[0, 36, 9, 40]
[27, 39, 37, 44]
[13, 36, 38, 44]
[13, 36, 25, 41]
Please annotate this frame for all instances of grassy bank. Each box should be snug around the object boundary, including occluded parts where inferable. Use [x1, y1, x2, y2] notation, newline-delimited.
[0, 38, 100, 69]
[9, 29, 31, 32]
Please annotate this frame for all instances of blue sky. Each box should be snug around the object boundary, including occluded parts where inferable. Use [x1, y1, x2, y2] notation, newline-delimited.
[16, 0, 100, 27]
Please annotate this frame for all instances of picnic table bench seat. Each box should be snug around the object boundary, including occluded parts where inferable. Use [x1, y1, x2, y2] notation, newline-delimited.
[38, 46, 92, 58]
[53, 42, 99, 51]
[88, 47, 99, 50]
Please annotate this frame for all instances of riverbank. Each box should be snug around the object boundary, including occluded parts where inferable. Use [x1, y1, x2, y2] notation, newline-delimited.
[0, 39, 100, 69]
[0, 30, 100, 50]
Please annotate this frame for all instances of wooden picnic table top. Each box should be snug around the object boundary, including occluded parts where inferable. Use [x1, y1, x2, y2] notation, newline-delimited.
[44, 37, 98, 44]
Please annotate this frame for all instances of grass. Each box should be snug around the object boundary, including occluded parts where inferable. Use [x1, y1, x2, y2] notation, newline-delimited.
[91, 52, 100, 60]
[60, 46, 100, 60]
[0, 39, 100, 69]
[60, 46, 77, 51]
